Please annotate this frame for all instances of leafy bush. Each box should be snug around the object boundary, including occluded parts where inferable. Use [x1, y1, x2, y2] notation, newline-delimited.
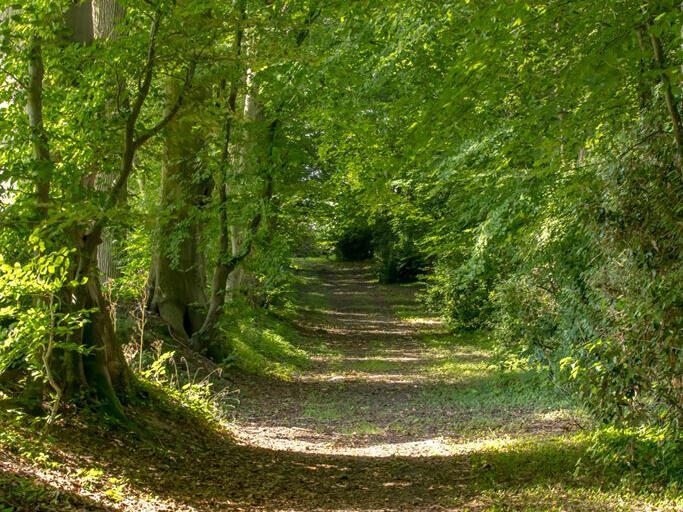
[0, 245, 90, 408]
[373, 218, 427, 284]
[586, 426, 682, 485]
[137, 345, 239, 423]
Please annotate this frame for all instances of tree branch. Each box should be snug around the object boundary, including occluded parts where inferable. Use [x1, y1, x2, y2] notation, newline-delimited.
[133, 60, 196, 148]
[127, 10, 162, 137]
[649, 30, 683, 167]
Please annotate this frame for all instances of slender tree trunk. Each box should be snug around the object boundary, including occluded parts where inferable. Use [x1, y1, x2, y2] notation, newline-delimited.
[227, 68, 266, 296]
[226, 8, 316, 301]
[27, 36, 51, 219]
[196, 85, 241, 342]
[193, 6, 248, 348]
[24, 34, 55, 412]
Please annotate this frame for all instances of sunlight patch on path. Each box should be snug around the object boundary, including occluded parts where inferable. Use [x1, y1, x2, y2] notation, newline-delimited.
[311, 355, 425, 363]
[225, 424, 523, 458]
[297, 372, 432, 384]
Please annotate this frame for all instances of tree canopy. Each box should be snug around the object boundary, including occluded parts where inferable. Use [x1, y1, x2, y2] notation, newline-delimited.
[0, 0, 681, 508]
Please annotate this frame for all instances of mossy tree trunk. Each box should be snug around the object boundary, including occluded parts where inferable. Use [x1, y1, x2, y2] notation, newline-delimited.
[149, 81, 211, 342]
[34, 5, 192, 418]
[63, 226, 129, 419]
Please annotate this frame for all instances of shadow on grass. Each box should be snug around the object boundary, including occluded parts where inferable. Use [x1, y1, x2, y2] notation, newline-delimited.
[1, 262, 666, 511]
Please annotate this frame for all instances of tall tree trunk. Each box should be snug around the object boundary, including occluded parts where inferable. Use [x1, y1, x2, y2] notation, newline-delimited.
[227, 68, 267, 296]
[24, 34, 55, 413]
[66, 2, 129, 417]
[226, 7, 317, 301]
[149, 80, 210, 342]
[92, 0, 125, 282]
[24, 3, 130, 419]
[49, 7, 188, 418]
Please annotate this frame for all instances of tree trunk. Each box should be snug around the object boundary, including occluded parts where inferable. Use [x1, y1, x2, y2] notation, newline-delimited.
[227, 68, 267, 296]
[92, 0, 125, 282]
[92, 0, 123, 39]
[649, 31, 683, 168]
[149, 80, 210, 341]
[65, 2, 93, 44]
[66, 227, 128, 419]
[225, 10, 315, 302]
[26, 36, 51, 219]
[24, 3, 131, 420]
[23, 34, 54, 414]
[192, 5, 247, 349]
[24, 6, 190, 419]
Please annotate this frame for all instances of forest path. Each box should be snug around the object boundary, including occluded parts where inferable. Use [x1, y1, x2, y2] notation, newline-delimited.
[2, 261, 669, 512]
[230, 260, 577, 459]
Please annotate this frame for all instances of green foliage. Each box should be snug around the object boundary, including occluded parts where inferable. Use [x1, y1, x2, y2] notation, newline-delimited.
[304, 0, 682, 440]
[110, 228, 152, 303]
[335, 223, 373, 261]
[0, 245, 90, 388]
[586, 426, 682, 485]
[0, 0, 680, 485]
[136, 346, 239, 423]
[372, 216, 428, 284]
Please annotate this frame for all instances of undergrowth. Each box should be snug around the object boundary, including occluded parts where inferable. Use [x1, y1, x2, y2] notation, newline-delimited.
[215, 299, 310, 379]
[393, 298, 682, 490]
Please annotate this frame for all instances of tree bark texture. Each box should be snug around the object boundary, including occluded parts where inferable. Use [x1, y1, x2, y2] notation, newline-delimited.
[92, 0, 126, 282]
[150, 80, 210, 341]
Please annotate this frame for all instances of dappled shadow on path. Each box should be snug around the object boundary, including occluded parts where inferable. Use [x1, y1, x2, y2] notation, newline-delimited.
[232, 261, 580, 458]
[13, 401, 633, 512]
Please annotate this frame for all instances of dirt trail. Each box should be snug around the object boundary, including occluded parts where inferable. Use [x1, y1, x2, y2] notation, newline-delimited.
[229, 261, 576, 458]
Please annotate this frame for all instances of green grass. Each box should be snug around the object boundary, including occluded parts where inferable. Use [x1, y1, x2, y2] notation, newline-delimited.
[389, 279, 682, 496]
[217, 300, 310, 379]
[1, 261, 680, 510]
[1, 260, 679, 511]
[339, 420, 384, 436]
[391, 295, 586, 439]
[329, 358, 400, 373]
[301, 401, 344, 422]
